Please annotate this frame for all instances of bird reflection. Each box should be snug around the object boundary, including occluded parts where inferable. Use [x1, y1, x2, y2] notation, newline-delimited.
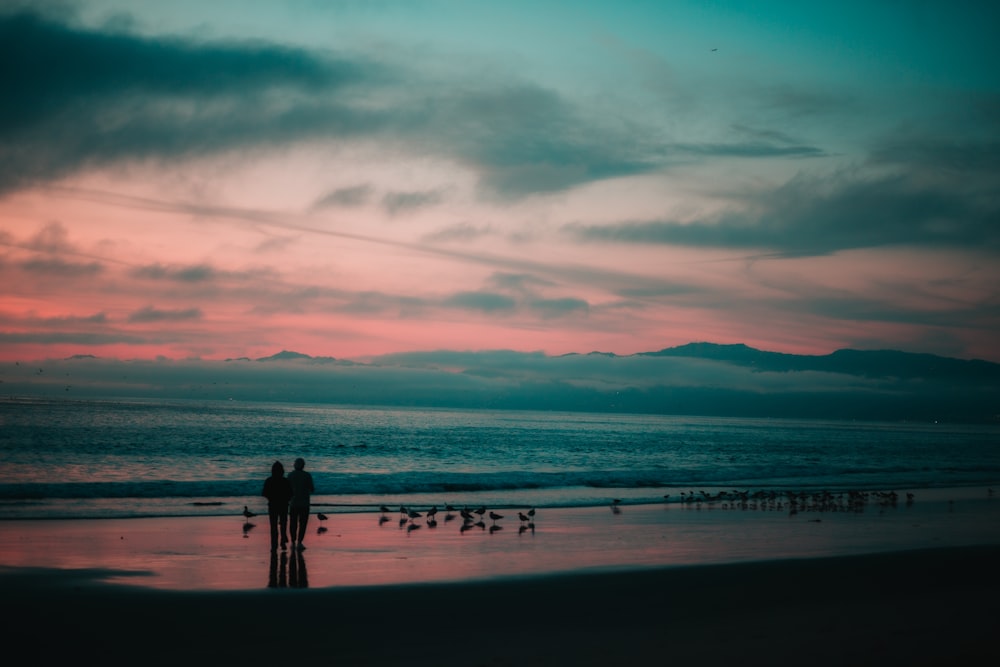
[242, 505, 258, 538]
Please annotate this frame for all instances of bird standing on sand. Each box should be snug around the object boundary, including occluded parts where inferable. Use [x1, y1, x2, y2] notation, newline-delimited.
[317, 512, 328, 522]
[243, 505, 257, 521]
[489, 511, 503, 525]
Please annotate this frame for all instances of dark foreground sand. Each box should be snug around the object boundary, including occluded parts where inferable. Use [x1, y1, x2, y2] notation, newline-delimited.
[3, 545, 999, 666]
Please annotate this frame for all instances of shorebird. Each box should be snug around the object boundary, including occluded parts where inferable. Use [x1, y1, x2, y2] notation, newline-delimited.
[380, 505, 391, 515]
[518, 511, 530, 523]
[527, 507, 536, 521]
[474, 506, 487, 520]
[489, 511, 503, 525]
[317, 512, 328, 522]
[426, 506, 438, 521]
[243, 506, 257, 521]
[407, 508, 422, 521]
[611, 499, 622, 514]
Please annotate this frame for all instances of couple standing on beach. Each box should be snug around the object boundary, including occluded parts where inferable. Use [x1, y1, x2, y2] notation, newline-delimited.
[261, 458, 315, 552]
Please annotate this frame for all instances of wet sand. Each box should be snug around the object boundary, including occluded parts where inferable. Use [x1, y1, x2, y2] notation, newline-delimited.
[2, 494, 999, 665]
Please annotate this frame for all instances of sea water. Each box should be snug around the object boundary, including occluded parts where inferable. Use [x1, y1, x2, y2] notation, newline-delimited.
[1, 397, 998, 520]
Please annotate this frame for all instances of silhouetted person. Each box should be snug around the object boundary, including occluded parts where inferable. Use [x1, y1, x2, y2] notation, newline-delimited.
[261, 460, 293, 551]
[288, 457, 315, 551]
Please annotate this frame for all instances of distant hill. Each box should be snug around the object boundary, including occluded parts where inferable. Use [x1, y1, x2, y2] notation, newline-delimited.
[251, 350, 352, 365]
[256, 350, 315, 362]
[638, 342, 1000, 383]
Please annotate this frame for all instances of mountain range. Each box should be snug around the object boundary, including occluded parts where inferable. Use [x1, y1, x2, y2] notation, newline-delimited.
[239, 342, 1000, 384]
[4, 342, 999, 423]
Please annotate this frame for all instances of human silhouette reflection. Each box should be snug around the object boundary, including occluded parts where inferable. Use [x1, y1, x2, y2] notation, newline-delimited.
[268, 549, 289, 588]
[289, 549, 309, 588]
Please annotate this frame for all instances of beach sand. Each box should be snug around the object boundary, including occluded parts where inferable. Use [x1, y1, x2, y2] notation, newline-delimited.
[2, 494, 999, 665]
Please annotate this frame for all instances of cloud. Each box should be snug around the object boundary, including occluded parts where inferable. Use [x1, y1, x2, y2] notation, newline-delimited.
[444, 291, 517, 313]
[529, 297, 589, 318]
[382, 189, 444, 216]
[0, 331, 147, 345]
[131, 263, 218, 283]
[25, 221, 76, 253]
[20, 257, 103, 277]
[0, 10, 847, 203]
[421, 222, 494, 244]
[566, 168, 1000, 257]
[310, 184, 373, 210]
[0, 10, 388, 194]
[0, 311, 107, 327]
[127, 306, 203, 323]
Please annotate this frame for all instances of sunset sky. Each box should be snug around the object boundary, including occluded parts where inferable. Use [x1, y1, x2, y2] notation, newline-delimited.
[3, 0, 999, 364]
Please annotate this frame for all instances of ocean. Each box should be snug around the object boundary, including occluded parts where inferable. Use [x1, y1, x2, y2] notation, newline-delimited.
[2, 397, 998, 520]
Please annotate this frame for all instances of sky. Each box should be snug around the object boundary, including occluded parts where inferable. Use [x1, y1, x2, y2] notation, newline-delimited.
[2, 0, 999, 365]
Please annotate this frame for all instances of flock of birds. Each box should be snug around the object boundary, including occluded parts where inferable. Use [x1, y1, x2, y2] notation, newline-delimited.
[241, 486, 966, 535]
[380, 504, 537, 534]
[661, 488, 917, 515]
[240, 504, 537, 536]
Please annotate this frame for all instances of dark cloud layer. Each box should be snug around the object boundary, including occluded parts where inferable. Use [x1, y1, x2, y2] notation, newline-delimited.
[0, 11, 385, 194]
[567, 169, 1000, 257]
[127, 306, 203, 323]
[0, 11, 828, 200]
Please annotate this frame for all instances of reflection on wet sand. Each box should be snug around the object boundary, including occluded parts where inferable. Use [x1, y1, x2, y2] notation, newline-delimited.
[268, 550, 308, 589]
